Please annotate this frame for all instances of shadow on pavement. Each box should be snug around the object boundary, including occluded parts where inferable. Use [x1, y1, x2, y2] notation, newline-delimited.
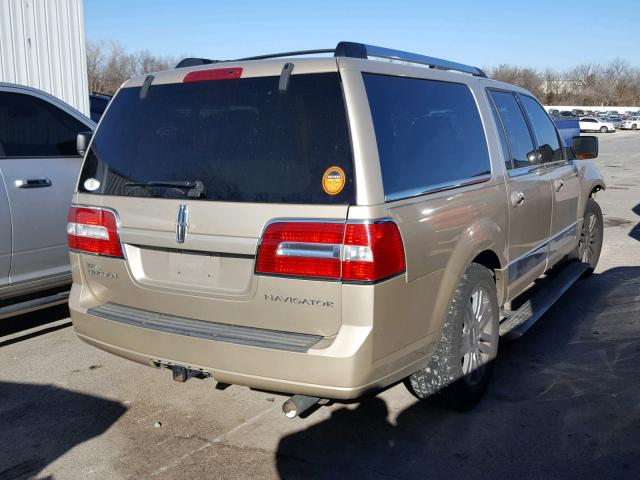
[0, 304, 70, 348]
[0, 382, 126, 480]
[630, 203, 640, 241]
[276, 267, 640, 479]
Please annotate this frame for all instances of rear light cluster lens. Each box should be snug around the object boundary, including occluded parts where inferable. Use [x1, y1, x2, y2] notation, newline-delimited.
[343, 222, 406, 282]
[256, 220, 405, 282]
[183, 67, 243, 83]
[67, 206, 123, 258]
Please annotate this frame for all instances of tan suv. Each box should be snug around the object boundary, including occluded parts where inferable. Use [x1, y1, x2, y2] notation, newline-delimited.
[68, 42, 605, 416]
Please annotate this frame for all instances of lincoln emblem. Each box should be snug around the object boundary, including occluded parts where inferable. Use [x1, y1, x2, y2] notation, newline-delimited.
[176, 204, 188, 243]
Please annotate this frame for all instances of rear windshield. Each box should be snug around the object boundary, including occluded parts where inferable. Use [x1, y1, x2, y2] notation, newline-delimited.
[79, 72, 355, 204]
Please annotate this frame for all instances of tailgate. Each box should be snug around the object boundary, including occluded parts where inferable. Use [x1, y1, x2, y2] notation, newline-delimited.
[72, 67, 356, 337]
[75, 195, 348, 337]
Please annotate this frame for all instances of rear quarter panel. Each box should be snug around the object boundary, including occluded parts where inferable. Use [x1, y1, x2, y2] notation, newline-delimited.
[343, 70, 509, 363]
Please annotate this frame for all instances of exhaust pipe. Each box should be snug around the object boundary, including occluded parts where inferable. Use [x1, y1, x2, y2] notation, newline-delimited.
[282, 395, 320, 418]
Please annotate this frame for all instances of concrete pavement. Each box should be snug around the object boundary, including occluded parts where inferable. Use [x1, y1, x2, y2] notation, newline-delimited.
[0, 130, 639, 480]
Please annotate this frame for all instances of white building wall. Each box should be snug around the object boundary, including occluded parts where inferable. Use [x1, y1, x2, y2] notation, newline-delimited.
[0, 0, 89, 115]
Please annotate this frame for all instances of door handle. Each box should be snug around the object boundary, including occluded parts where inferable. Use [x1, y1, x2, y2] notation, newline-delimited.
[14, 178, 52, 189]
[510, 191, 525, 207]
[555, 179, 565, 192]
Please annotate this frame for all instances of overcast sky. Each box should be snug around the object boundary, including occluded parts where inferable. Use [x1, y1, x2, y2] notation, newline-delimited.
[85, 0, 640, 70]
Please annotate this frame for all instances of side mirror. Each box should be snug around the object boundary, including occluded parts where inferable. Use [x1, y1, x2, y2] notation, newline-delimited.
[76, 131, 93, 157]
[538, 144, 554, 163]
[572, 136, 598, 159]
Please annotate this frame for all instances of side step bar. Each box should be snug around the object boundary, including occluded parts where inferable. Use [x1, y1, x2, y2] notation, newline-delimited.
[499, 262, 589, 340]
[0, 290, 69, 320]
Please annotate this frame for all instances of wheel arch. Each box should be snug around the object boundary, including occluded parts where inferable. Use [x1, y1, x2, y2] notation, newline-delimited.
[575, 159, 605, 217]
[427, 220, 507, 340]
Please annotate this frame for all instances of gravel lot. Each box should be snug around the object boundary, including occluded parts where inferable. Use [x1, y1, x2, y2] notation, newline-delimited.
[1, 131, 639, 480]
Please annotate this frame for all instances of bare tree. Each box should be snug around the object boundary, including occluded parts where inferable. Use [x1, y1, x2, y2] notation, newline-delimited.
[488, 60, 639, 106]
[86, 40, 181, 95]
[487, 65, 543, 98]
[86, 40, 107, 94]
[86, 39, 640, 106]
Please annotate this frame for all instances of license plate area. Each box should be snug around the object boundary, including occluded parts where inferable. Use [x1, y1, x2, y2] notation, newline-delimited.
[126, 245, 255, 295]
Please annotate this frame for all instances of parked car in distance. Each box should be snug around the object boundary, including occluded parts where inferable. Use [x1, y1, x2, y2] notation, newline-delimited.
[0, 83, 95, 318]
[621, 117, 640, 130]
[89, 93, 111, 123]
[608, 116, 623, 128]
[579, 116, 616, 133]
[68, 41, 605, 415]
[571, 109, 585, 116]
[548, 108, 560, 116]
[559, 110, 575, 117]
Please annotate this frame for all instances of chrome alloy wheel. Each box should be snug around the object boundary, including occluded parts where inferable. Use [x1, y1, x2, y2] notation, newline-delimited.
[461, 286, 496, 386]
[579, 212, 600, 265]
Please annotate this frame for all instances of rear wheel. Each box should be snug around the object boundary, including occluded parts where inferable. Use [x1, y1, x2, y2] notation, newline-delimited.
[406, 263, 499, 410]
[600, 126, 607, 133]
[632, 124, 637, 130]
[574, 198, 603, 275]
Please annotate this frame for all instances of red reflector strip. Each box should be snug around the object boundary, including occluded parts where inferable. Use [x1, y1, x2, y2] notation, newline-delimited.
[183, 67, 243, 83]
[255, 220, 406, 282]
[67, 206, 124, 258]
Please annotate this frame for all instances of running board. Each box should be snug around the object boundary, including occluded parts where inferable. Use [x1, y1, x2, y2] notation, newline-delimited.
[499, 262, 589, 340]
[0, 291, 70, 320]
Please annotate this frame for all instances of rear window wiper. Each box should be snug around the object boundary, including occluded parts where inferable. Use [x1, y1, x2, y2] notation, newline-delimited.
[124, 180, 205, 198]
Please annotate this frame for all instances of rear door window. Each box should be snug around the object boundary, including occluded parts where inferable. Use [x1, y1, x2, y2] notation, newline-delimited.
[519, 95, 564, 163]
[488, 91, 536, 169]
[79, 73, 354, 204]
[363, 74, 490, 201]
[0, 92, 86, 157]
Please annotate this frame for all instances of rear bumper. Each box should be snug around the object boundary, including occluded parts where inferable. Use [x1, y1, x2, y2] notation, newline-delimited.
[70, 297, 434, 400]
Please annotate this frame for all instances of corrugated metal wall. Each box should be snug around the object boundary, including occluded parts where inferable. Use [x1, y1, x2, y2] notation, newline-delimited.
[0, 0, 89, 115]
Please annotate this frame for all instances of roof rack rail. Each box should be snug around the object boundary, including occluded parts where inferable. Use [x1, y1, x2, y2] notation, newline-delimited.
[236, 49, 335, 62]
[174, 41, 487, 78]
[175, 58, 217, 69]
[334, 41, 487, 77]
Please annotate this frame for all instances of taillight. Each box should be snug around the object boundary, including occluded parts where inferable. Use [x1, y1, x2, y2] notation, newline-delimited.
[183, 67, 243, 83]
[342, 222, 406, 282]
[255, 220, 405, 283]
[67, 206, 123, 258]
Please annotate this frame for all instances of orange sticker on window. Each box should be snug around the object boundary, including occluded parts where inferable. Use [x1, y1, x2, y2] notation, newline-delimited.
[322, 166, 346, 195]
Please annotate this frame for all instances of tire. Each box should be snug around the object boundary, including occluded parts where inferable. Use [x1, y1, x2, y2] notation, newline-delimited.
[573, 198, 603, 276]
[406, 263, 499, 410]
[600, 126, 607, 133]
[632, 124, 637, 130]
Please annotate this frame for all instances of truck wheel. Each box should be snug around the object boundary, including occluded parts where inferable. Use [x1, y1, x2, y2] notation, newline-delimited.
[600, 126, 607, 133]
[406, 263, 499, 410]
[575, 198, 603, 275]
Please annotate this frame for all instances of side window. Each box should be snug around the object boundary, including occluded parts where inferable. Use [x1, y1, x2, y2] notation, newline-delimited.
[363, 74, 491, 200]
[489, 90, 536, 169]
[0, 92, 86, 157]
[519, 95, 564, 163]
[488, 98, 512, 170]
